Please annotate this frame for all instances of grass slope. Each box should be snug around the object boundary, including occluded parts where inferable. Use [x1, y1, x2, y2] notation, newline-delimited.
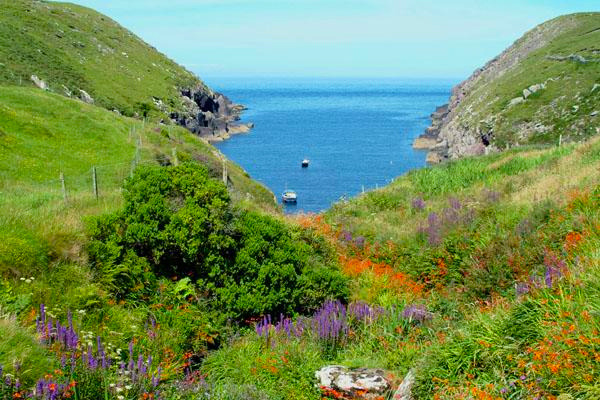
[0, 85, 275, 277]
[445, 12, 600, 151]
[0, 0, 205, 117]
[198, 138, 600, 399]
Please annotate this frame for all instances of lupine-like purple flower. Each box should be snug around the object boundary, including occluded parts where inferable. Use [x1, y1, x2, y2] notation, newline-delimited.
[401, 304, 433, 323]
[354, 236, 365, 248]
[411, 197, 426, 211]
[543, 251, 566, 289]
[341, 230, 353, 242]
[348, 301, 385, 322]
[424, 212, 442, 245]
[35, 379, 44, 395]
[515, 282, 530, 296]
[449, 197, 462, 210]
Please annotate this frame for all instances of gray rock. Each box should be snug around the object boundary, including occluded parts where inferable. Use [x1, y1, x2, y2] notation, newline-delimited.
[62, 85, 72, 97]
[315, 366, 391, 399]
[30, 75, 48, 90]
[79, 89, 94, 104]
[393, 370, 415, 400]
[591, 111, 598, 117]
[528, 83, 545, 94]
[509, 97, 525, 107]
[523, 88, 532, 99]
[592, 84, 600, 93]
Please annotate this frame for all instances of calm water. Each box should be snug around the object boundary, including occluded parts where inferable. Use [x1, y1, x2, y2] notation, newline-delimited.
[204, 77, 454, 213]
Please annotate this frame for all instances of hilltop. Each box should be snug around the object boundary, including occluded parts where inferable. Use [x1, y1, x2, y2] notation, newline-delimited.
[0, 0, 249, 140]
[415, 12, 600, 162]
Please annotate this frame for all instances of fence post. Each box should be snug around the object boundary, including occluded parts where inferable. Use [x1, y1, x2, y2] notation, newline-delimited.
[92, 166, 98, 199]
[172, 148, 179, 166]
[558, 134, 562, 147]
[222, 159, 228, 186]
[60, 172, 67, 201]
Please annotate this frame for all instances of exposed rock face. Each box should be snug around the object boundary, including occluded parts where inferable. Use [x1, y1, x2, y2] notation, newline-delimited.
[30, 75, 48, 90]
[412, 14, 599, 163]
[171, 86, 249, 142]
[79, 89, 94, 104]
[316, 365, 391, 400]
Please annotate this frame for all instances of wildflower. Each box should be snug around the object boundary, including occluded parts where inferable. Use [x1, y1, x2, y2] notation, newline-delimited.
[402, 304, 433, 323]
[411, 197, 426, 211]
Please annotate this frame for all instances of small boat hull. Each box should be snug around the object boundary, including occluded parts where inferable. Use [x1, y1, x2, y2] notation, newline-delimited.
[301, 159, 310, 168]
[282, 190, 297, 203]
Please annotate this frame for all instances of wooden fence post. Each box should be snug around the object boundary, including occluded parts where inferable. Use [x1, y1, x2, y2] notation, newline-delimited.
[60, 172, 67, 201]
[222, 159, 228, 186]
[92, 166, 98, 199]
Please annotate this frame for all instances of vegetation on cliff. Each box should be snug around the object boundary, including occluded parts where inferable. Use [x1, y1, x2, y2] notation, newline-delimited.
[0, 0, 204, 119]
[420, 12, 600, 161]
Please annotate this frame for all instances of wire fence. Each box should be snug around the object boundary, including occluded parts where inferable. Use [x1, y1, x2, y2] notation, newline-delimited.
[1, 129, 233, 218]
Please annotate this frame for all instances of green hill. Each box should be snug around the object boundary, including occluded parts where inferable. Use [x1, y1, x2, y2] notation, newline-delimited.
[2, 6, 600, 400]
[0, 0, 204, 118]
[0, 86, 275, 275]
[417, 12, 600, 162]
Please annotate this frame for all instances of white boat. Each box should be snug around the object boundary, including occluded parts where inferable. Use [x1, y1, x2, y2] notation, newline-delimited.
[301, 159, 310, 168]
[282, 190, 297, 203]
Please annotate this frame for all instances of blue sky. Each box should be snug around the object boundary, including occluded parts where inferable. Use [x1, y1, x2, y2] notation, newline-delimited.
[66, 0, 598, 79]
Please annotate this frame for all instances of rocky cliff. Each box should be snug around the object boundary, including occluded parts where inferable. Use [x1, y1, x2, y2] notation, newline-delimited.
[415, 12, 600, 163]
[170, 86, 253, 142]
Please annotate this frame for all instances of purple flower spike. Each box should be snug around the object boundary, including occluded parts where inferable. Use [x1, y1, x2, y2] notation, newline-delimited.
[411, 197, 426, 211]
[402, 304, 433, 323]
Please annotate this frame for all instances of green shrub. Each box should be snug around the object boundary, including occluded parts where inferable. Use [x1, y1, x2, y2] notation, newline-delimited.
[87, 163, 347, 320]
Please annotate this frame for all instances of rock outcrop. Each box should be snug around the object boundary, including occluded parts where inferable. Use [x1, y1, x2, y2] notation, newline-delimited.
[79, 89, 94, 104]
[30, 75, 48, 90]
[413, 13, 600, 163]
[392, 370, 415, 400]
[316, 365, 392, 400]
[170, 86, 251, 142]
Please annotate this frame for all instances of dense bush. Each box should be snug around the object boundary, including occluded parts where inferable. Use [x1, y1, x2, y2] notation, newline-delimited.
[87, 163, 347, 320]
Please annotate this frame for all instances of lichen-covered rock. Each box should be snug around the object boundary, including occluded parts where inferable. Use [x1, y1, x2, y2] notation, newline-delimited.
[79, 89, 94, 104]
[509, 97, 525, 107]
[316, 365, 391, 400]
[30, 75, 48, 90]
[393, 370, 415, 400]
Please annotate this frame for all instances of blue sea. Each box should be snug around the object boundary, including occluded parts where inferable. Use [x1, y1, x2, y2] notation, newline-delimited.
[204, 77, 455, 214]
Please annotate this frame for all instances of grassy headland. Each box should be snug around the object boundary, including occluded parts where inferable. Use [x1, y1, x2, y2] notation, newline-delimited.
[0, 0, 204, 118]
[0, 3, 600, 400]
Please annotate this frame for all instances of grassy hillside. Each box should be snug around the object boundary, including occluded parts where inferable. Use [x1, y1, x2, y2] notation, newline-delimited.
[198, 138, 600, 399]
[0, 0, 205, 117]
[0, 86, 275, 277]
[429, 12, 600, 159]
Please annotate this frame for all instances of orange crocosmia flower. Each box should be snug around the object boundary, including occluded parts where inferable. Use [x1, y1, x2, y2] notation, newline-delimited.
[548, 363, 560, 374]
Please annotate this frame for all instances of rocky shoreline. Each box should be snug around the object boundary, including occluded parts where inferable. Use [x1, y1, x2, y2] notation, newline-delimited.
[412, 104, 450, 164]
[170, 85, 253, 142]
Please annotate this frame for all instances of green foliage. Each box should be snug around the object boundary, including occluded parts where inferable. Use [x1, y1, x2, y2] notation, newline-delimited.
[0, 0, 204, 118]
[447, 12, 600, 148]
[0, 317, 55, 387]
[88, 163, 347, 320]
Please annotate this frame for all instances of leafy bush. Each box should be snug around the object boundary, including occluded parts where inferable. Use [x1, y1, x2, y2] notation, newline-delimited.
[87, 163, 347, 320]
